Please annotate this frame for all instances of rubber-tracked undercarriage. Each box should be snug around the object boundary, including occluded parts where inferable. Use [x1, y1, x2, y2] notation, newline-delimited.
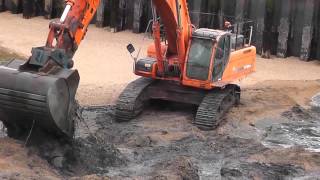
[115, 78, 240, 130]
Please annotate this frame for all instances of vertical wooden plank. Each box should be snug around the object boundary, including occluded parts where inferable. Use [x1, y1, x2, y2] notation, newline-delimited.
[12, 0, 21, 13]
[218, 0, 225, 29]
[289, 0, 309, 59]
[4, 0, 10, 11]
[105, 0, 112, 27]
[249, 0, 266, 54]
[299, 0, 314, 61]
[109, 0, 119, 32]
[261, 0, 275, 58]
[52, 0, 65, 18]
[189, 0, 202, 28]
[124, 0, 134, 30]
[117, 0, 126, 31]
[316, 1, 320, 60]
[23, 0, 35, 19]
[44, 0, 53, 19]
[206, 0, 220, 29]
[133, 0, 143, 33]
[23, 0, 44, 18]
[5, 0, 22, 14]
[276, 0, 291, 58]
[0, 0, 5, 12]
[235, 0, 245, 33]
[96, 0, 106, 27]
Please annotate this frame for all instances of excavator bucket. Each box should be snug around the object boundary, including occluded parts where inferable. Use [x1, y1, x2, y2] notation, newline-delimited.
[0, 59, 79, 139]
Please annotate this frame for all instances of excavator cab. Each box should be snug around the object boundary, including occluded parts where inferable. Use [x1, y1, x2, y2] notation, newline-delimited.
[183, 28, 255, 90]
[185, 29, 231, 82]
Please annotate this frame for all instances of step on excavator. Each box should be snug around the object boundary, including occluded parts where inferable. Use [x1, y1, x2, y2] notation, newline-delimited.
[0, 0, 100, 139]
[115, 0, 256, 130]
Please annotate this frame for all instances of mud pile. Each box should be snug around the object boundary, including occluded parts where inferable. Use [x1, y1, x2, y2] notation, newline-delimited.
[54, 89, 319, 179]
[0, 69, 319, 179]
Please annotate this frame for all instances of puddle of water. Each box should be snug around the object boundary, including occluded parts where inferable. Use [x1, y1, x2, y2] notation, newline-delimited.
[262, 121, 320, 152]
[197, 162, 222, 180]
[0, 122, 6, 138]
[311, 93, 320, 112]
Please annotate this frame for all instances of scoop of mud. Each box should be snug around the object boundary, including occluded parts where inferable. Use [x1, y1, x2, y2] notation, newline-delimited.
[16, 105, 127, 177]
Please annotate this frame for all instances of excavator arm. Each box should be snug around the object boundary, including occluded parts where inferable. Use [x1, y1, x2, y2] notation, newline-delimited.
[47, 0, 100, 53]
[151, 0, 192, 74]
[0, 0, 101, 139]
[29, 0, 100, 70]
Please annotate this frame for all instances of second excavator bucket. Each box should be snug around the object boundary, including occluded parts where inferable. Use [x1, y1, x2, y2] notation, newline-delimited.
[0, 59, 79, 139]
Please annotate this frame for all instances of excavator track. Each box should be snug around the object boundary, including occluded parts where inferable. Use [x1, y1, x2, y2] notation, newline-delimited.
[115, 78, 154, 122]
[194, 85, 240, 130]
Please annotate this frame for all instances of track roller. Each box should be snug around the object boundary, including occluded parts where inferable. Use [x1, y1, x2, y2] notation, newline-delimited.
[194, 84, 240, 130]
[115, 78, 154, 122]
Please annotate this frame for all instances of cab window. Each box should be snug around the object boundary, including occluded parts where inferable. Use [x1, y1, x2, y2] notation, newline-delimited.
[186, 37, 213, 81]
[212, 35, 231, 82]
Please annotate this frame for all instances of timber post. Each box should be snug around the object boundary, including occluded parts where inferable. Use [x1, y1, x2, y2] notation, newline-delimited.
[189, 0, 202, 28]
[249, 0, 266, 54]
[5, 0, 22, 14]
[44, 0, 52, 19]
[277, 0, 291, 58]
[234, 0, 246, 33]
[96, 0, 106, 27]
[299, 0, 314, 61]
[0, 0, 5, 12]
[316, 1, 320, 60]
[133, 0, 144, 33]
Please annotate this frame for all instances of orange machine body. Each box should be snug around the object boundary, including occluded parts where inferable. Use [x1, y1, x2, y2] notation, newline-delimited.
[134, 0, 256, 90]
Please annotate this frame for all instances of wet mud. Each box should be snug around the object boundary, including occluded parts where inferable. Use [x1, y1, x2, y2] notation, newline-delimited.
[0, 83, 320, 179]
[0, 86, 320, 179]
[1, 46, 320, 179]
[34, 98, 318, 179]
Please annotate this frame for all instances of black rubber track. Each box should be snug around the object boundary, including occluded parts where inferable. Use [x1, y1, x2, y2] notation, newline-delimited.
[194, 85, 240, 130]
[115, 78, 154, 122]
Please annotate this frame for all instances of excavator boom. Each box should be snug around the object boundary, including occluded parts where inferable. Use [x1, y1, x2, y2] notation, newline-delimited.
[0, 0, 100, 139]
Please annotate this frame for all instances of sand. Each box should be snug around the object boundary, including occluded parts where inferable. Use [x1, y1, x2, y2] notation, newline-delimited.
[0, 12, 319, 106]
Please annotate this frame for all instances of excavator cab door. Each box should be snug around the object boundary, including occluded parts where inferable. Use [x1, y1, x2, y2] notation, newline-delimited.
[212, 35, 231, 82]
[185, 37, 214, 81]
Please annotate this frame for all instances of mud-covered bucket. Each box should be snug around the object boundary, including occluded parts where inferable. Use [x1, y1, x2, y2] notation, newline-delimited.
[0, 59, 79, 138]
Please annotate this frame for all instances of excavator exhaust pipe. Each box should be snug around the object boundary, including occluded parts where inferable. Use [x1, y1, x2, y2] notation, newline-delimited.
[0, 59, 79, 139]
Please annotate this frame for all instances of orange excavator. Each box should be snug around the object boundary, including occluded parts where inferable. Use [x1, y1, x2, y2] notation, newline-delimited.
[115, 0, 256, 129]
[0, 0, 255, 140]
[0, 0, 100, 139]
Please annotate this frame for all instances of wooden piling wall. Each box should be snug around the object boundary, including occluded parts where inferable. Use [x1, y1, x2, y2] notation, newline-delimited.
[1, 0, 319, 60]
